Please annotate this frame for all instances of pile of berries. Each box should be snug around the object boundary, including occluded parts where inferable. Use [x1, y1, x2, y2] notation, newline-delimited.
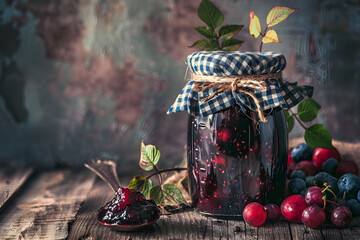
[98, 187, 160, 225]
[243, 143, 360, 229]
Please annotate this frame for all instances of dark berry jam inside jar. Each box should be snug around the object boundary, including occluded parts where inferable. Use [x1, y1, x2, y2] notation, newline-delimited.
[187, 105, 287, 219]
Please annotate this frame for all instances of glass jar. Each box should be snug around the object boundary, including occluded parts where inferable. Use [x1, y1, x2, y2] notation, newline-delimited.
[187, 105, 287, 219]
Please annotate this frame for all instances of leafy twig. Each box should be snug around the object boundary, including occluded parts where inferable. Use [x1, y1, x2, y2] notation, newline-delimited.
[129, 142, 187, 206]
[249, 6, 297, 52]
[189, 0, 244, 51]
[289, 109, 307, 130]
[146, 167, 188, 179]
[285, 99, 334, 149]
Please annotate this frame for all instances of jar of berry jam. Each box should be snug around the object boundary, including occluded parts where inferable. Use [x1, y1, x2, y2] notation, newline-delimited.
[167, 51, 313, 219]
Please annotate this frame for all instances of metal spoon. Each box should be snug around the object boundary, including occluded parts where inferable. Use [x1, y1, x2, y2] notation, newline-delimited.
[85, 159, 159, 231]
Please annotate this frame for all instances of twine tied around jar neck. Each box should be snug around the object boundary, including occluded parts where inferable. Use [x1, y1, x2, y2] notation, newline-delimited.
[191, 72, 283, 122]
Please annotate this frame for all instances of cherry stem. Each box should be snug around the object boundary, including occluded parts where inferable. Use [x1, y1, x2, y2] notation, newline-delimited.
[289, 109, 308, 130]
[322, 183, 337, 200]
[146, 167, 188, 180]
[326, 200, 340, 207]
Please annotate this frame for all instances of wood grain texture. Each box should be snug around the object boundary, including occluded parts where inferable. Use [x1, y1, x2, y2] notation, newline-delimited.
[0, 166, 33, 211]
[0, 169, 95, 240]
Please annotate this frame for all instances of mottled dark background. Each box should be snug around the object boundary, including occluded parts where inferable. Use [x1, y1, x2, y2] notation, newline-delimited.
[0, 0, 359, 168]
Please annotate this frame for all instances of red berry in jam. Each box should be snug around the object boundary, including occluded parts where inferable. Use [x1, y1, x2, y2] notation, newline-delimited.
[331, 206, 352, 228]
[217, 127, 231, 142]
[305, 186, 324, 207]
[264, 204, 281, 223]
[312, 148, 341, 171]
[336, 161, 359, 178]
[301, 205, 326, 229]
[243, 202, 267, 227]
[281, 195, 308, 223]
[98, 188, 160, 226]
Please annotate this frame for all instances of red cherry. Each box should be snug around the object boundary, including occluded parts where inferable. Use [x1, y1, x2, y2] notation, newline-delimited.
[312, 148, 341, 170]
[304, 186, 324, 207]
[336, 161, 359, 178]
[301, 205, 326, 229]
[294, 161, 318, 176]
[243, 202, 267, 227]
[264, 204, 281, 223]
[281, 195, 308, 223]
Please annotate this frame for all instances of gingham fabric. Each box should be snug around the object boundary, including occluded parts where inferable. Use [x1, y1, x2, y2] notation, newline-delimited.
[167, 51, 313, 116]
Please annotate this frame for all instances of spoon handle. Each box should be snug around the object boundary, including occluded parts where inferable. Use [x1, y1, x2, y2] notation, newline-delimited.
[85, 159, 121, 192]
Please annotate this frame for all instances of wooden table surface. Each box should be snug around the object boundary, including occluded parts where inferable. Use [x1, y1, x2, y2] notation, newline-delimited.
[0, 139, 360, 240]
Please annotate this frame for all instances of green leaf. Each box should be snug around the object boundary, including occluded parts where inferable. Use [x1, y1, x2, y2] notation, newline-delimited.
[285, 110, 294, 133]
[219, 25, 244, 40]
[163, 184, 186, 204]
[305, 124, 333, 149]
[262, 29, 282, 43]
[150, 185, 164, 205]
[189, 39, 219, 50]
[194, 27, 217, 38]
[129, 175, 146, 191]
[222, 38, 244, 51]
[249, 11, 261, 39]
[198, 0, 224, 29]
[139, 141, 161, 171]
[266, 6, 298, 27]
[128, 176, 152, 197]
[297, 99, 321, 122]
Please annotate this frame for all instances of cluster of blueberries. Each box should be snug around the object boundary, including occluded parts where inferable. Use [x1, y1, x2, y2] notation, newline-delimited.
[287, 143, 360, 218]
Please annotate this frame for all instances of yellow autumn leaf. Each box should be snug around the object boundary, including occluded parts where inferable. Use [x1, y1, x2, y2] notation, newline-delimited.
[262, 30, 282, 43]
[249, 11, 261, 39]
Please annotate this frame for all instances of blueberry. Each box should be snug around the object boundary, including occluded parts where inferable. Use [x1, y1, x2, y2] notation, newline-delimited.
[289, 178, 306, 194]
[305, 176, 315, 187]
[314, 172, 338, 193]
[291, 143, 314, 163]
[358, 190, 360, 202]
[290, 170, 306, 180]
[337, 173, 360, 199]
[322, 158, 338, 176]
[347, 199, 360, 217]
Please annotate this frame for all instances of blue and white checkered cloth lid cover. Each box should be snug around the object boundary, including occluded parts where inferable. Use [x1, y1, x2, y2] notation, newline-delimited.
[167, 51, 313, 116]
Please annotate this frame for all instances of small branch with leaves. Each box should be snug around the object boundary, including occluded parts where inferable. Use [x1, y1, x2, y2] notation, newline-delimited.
[189, 0, 244, 51]
[249, 6, 297, 52]
[285, 99, 334, 149]
[128, 142, 188, 206]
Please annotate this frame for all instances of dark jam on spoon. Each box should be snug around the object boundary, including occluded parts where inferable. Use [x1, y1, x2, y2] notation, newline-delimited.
[98, 187, 160, 225]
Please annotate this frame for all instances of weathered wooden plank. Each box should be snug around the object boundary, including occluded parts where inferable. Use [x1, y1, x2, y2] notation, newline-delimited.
[272, 221, 292, 240]
[0, 169, 95, 240]
[321, 225, 342, 240]
[211, 219, 228, 239]
[0, 166, 33, 210]
[289, 223, 324, 240]
[227, 219, 247, 240]
[244, 222, 258, 240]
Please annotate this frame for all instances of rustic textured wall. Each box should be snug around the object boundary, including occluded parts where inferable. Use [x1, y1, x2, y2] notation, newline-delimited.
[0, 0, 359, 167]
